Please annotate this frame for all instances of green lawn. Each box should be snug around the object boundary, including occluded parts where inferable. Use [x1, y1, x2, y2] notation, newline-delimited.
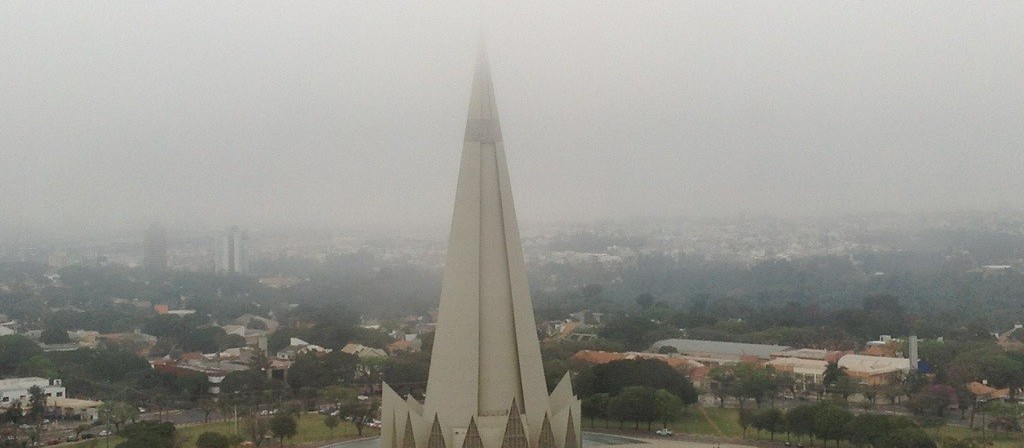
[53, 413, 366, 448]
[924, 424, 1023, 448]
[62, 436, 125, 448]
[582, 406, 743, 438]
[177, 413, 368, 448]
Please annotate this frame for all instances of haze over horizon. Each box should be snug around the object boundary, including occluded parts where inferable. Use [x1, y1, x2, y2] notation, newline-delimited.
[3, 2, 1023, 242]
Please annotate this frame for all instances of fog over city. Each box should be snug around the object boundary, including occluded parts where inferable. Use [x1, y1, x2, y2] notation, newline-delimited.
[2, 2, 1023, 242]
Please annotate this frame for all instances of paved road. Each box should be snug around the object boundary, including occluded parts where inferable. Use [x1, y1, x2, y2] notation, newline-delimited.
[317, 432, 646, 448]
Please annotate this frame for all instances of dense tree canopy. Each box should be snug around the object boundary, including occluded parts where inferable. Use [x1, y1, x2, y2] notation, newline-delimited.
[574, 359, 697, 405]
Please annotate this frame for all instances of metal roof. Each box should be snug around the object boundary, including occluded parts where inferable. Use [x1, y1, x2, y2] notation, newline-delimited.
[651, 339, 791, 360]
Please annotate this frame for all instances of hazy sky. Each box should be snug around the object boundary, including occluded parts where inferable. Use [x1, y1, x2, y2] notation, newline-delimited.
[2, 2, 1023, 240]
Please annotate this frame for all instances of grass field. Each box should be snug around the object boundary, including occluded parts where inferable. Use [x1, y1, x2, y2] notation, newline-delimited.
[176, 413, 366, 448]
[582, 406, 743, 438]
[59, 413, 367, 448]
[925, 424, 1023, 448]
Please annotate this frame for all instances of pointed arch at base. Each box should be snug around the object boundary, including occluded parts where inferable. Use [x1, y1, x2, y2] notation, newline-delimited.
[462, 418, 484, 448]
[501, 399, 529, 448]
[564, 411, 578, 448]
[537, 414, 556, 448]
[403, 414, 417, 448]
[428, 415, 446, 448]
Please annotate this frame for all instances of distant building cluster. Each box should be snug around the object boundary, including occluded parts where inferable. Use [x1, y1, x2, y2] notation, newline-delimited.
[568, 334, 926, 397]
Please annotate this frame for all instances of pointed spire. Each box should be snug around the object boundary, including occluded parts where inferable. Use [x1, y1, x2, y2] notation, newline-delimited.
[425, 43, 549, 423]
[464, 43, 502, 143]
[394, 43, 579, 448]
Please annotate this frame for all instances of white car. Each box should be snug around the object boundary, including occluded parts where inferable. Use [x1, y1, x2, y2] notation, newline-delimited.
[655, 428, 673, 436]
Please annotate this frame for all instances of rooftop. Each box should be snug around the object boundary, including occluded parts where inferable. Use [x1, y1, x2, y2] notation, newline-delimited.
[0, 377, 50, 388]
[766, 357, 829, 370]
[651, 339, 791, 360]
[838, 354, 911, 375]
[772, 348, 834, 360]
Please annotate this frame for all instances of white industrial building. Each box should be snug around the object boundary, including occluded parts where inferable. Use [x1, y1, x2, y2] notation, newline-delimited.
[0, 377, 66, 406]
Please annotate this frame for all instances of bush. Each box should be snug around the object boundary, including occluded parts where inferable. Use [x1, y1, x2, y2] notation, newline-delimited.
[196, 432, 231, 448]
[116, 421, 175, 448]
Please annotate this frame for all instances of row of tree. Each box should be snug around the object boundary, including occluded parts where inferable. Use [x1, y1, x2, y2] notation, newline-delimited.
[739, 402, 935, 448]
[582, 386, 688, 430]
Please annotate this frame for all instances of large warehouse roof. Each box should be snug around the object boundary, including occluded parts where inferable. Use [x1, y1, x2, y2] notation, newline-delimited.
[651, 339, 791, 361]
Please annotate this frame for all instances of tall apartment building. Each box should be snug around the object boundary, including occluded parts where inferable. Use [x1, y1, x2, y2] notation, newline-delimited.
[215, 226, 249, 275]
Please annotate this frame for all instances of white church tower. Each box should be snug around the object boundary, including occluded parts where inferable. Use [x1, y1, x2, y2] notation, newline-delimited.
[380, 46, 581, 448]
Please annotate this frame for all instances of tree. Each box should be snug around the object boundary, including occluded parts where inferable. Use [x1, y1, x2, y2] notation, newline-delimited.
[860, 384, 881, 409]
[822, 362, 847, 387]
[99, 402, 140, 433]
[2, 400, 23, 425]
[579, 359, 697, 405]
[983, 401, 1021, 432]
[341, 399, 379, 436]
[732, 364, 777, 408]
[755, 408, 783, 441]
[654, 389, 682, 428]
[738, 408, 754, 438]
[243, 416, 270, 447]
[657, 346, 678, 354]
[195, 432, 230, 448]
[17, 354, 58, 378]
[40, 327, 71, 345]
[812, 403, 852, 447]
[286, 351, 358, 390]
[74, 423, 93, 440]
[709, 367, 734, 408]
[26, 385, 46, 425]
[607, 387, 658, 430]
[907, 385, 955, 418]
[785, 404, 815, 442]
[543, 359, 569, 393]
[886, 426, 936, 448]
[116, 421, 176, 448]
[831, 375, 857, 401]
[843, 414, 894, 447]
[598, 316, 659, 351]
[0, 335, 43, 375]
[199, 398, 217, 424]
[324, 414, 340, 438]
[635, 293, 654, 309]
[269, 414, 297, 448]
[581, 393, 610, 427]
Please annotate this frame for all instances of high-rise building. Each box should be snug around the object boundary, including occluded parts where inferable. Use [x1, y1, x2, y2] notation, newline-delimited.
[380, 47, 581, 448]
[143, 223, 168, 270]
[215, 226, 249, 275]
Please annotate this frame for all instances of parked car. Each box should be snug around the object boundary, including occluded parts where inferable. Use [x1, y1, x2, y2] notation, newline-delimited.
[655, 428, 673, 436]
